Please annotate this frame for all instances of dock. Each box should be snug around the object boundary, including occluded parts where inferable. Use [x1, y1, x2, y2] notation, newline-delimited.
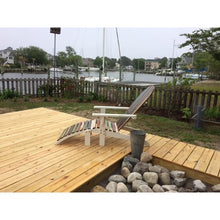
[0, 108, 219, 192]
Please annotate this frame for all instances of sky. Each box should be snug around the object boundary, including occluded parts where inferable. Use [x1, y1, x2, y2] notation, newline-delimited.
[0, 0, 218, 61]
[0, 27, 197, 60]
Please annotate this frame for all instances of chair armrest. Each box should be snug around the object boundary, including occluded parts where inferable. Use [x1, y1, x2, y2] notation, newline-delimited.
[92, 113, 136, 119]
[94, 106, 130, 110]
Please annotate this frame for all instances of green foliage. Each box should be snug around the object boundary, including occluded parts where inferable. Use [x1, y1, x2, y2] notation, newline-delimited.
[159, 57, 168, 68]
[93, 56, 103, 68]
[119, 56, 132, 67]
[182, 107, 192, 119]
[38, 84, 56, 97]
[14, 46, 49, 66]
[85, 95, 93, 102]
[132, 58, 145, 70]
[161, 76, 197, 90]
[98, 95, 107, 102]
[24, 96, 29, 102]
[0, 89, 19, 99]
[78, 96, 84, 102]
[205, 107, 220, 121]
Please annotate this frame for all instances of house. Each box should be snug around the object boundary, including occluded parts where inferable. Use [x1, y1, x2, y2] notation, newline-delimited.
[145, 59, 160, 70]
[0, 47, 14, 65]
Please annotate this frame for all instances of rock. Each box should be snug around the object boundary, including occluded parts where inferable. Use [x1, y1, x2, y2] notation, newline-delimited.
[193, 180, 207, 192]
[143, 172, 158, 187]
[170, 170, 185, 179]
[133, 162, 149, 174]
[127, 172, 142, 183]
[178, 187, 194, 193]
[121, 161, 133, 172]
[132, 180, 148, 192]
[174, 178, 187, 187]
[149, 165, 162, 174]
[91, 185, 108, 192]
[152, 184, 165, 192]
[121, 167, 130, 178]
[162, 185, 177, 191]
[108, 175, 126, 183]
[159, 173, 171, 185]
[159, 166, 170, 173]
[166, 190, 178, 193]
[106, 181, 117, 192]
[211, 184, 220, 192]
[117, 182, 129, 192]
[137, 185, 153, 192]
[123, 155, 140, 166]
[140, 152, 153, 163]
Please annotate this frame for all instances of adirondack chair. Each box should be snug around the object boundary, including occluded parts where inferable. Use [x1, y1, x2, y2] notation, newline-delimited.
[56, 86, 155, 146]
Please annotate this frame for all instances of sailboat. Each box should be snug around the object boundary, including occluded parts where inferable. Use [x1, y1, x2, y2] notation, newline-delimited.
[84, 28, 120, 83]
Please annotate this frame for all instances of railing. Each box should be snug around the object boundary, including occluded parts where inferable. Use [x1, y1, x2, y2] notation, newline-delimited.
[0, 78, 219, 114]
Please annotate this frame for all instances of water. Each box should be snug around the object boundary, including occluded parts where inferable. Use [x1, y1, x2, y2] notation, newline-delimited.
[0, 71, 173, 84]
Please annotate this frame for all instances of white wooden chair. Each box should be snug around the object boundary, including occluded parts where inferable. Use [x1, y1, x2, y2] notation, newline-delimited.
[56, 86, 155, 146]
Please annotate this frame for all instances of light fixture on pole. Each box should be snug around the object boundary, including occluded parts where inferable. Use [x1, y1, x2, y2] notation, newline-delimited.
[50, 27, 61, 85]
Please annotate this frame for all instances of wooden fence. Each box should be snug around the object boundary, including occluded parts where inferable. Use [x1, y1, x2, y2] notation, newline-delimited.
[0, 78, 219, 114]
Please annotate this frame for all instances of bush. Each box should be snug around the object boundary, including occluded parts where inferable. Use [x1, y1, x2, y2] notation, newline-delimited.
[78, 96, 84, 102]
[0, 89, 19, 99]
[182, 107, 191, 120]
[205, 107, 220, 121]
[98, 95, 107, 102]
[38, 84, 56, 97]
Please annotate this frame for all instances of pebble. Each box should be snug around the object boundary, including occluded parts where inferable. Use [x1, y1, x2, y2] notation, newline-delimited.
[137, 185, 153, 192]
[152, 184, 165, 192]
[143, 172, 158, 187]
[162, 185, 177, 191]
[108, 175, 126, 183]
[121, 161, 133, 172]
[149, 165, 162, 174]
[117, 182, 129, 192]
[121, 167, 130, 178]
[193, 180, 207, 192]
[132, 180, 148, 192]
[174, 178, 187, 187]
[91, 185, 108, 192]
[123, 156, 139, 166]
[170, 170, 185, 179]
[140, 152, 153, 163]
[159, 173, 171, 185]
[106, 181, 117, 192]
[133, 162, 149, 174]
[127, 172, 142, 183]
[211, 184, 220, 192]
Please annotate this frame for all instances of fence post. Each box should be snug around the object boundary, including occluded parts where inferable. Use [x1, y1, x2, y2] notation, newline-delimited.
[194, 105, 204, 129]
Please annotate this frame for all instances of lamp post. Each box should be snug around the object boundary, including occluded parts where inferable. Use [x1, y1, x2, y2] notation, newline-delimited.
[50, 27, 61, 86]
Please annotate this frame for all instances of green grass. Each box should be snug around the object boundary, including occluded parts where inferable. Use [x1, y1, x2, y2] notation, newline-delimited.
[0, 97, 219, 150]
[191, 80, 220, 92]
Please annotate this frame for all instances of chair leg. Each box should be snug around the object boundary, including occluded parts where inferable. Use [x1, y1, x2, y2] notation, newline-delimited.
[99, 133, 105, 146]
[85, 131, 91, 146]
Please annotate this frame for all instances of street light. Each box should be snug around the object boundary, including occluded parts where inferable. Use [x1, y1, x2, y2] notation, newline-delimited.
[50, 27, 61, 85]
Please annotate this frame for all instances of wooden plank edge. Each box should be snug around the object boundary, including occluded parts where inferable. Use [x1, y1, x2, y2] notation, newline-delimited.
[152, 156, 220, 185]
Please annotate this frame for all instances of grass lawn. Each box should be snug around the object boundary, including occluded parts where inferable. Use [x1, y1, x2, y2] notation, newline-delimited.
[0, 97, 219, 150]
[191, 80, 220, 92]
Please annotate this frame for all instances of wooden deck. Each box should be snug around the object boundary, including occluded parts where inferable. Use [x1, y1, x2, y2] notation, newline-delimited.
[0, 108, 219, 192]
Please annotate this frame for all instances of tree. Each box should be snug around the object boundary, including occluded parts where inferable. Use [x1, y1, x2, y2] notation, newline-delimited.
[14, 46, 49, 66]
[179, 28, 220, 61]
[66, 46, 76, 56]
[119, 56, 132, 67]
[132, 58, 145, 70]
[93, 56, 103, 68]
[159, 57, 168, 68]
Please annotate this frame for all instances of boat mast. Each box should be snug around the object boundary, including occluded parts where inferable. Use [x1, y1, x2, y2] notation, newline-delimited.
[116, 28, 122, 81]
[102, 28, 105, 79]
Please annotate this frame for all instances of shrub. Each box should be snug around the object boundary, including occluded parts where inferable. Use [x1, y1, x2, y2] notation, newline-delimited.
[205, 107, 220, 121]
[78, 96, 84, 102]
[182, 107, 192, 120]
[0, 89, 19, 99]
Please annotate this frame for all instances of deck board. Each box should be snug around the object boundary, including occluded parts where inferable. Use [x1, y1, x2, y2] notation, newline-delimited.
[0, 107, 219, 192]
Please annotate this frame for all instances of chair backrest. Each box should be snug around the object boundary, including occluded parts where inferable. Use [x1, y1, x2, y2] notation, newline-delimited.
[116, 85, 155, 130]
